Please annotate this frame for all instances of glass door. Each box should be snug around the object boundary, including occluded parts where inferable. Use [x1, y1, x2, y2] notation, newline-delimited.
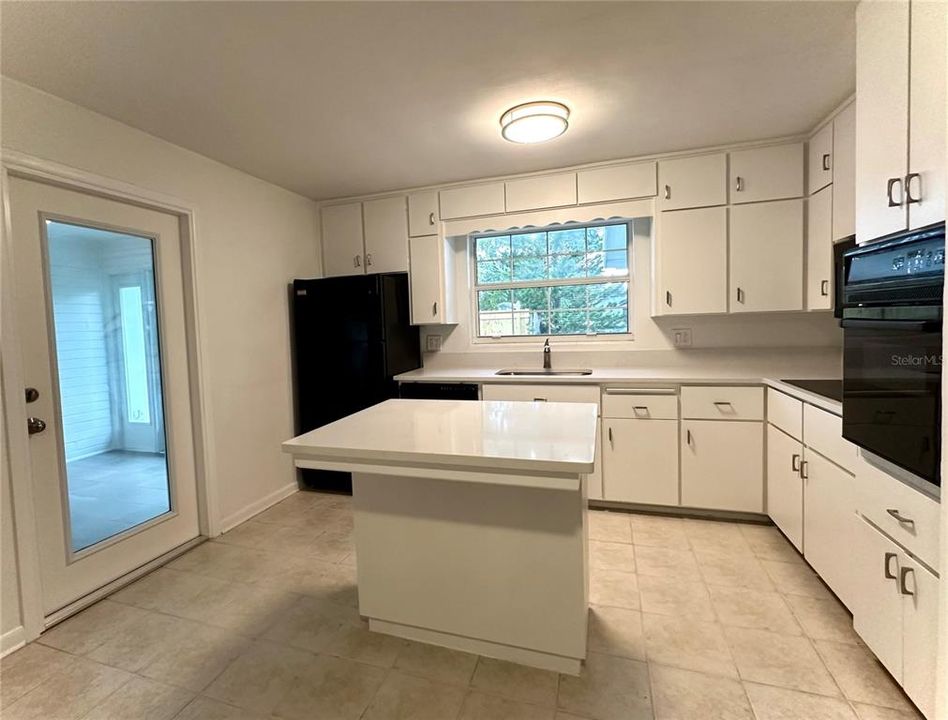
[10, 177, 200, 616]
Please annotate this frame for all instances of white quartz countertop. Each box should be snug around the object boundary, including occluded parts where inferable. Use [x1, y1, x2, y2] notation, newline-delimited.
[395, 366, 843, 414]
[282, 399, 598, 475]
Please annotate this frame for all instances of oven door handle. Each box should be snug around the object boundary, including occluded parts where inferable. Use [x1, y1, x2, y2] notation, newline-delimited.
[840, 318, 938, 331]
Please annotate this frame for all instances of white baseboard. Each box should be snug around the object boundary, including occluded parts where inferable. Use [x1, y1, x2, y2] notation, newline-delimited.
[218, 482, 299, 535]
[1, 626, 26, 657]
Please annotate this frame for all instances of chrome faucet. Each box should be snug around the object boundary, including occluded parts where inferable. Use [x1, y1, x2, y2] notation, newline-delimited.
[542, 338, 552, 369]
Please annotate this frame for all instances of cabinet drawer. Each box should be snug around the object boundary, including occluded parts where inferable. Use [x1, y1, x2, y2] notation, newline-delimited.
[602, 390, 678, 420]
[856, 456, 940, 571]
[481, 383, 600, 412]
[577, 162, 657, 204]
[767, 389, 803, 440]
[803, 404, 857, 472]
[680, 386, 764, 421]
[439, 183, 505, 219]
[505, 173, 577, 212]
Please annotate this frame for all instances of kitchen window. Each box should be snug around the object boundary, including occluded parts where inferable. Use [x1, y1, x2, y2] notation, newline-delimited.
[472, 221, 631, 338]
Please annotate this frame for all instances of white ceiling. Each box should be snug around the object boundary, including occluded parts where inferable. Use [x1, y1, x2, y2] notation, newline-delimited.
[1, 1, 856, 201]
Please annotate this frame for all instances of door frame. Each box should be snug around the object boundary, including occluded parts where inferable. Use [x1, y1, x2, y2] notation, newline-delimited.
[0, 149, 219, 647]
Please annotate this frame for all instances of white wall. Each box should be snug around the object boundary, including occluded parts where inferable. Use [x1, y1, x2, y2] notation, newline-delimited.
[1, 77, 319, 638]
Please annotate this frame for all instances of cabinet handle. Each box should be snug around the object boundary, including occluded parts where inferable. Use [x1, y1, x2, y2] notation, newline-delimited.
[354, 255, 361, 267]
[736, 287, 745, 304]
[428, 211, 436, 226]
[884, 552, 898, 580]
[886, 177, 904, 207]
[608, 426, 614, 445]
[665, 290, 672, 307]
[791, 453, 801, 472]
[632, 406, 650, 417]
[365, 253, 373, 267]
[820, 279, 829, 296]
[905, 173, 921, 204]
[432, 301, 438, 317]
[664, 184, 671, 200]
[533, 397, 548, 402]
[735, 176, 744, 192]
[885, 508, 915, 527]
[899, 566, 915, 596]
[713, 401, 735, 413]
[799, 460, 809, 479]
[822, 153, 831, 172]
[686, 429, 693, 445]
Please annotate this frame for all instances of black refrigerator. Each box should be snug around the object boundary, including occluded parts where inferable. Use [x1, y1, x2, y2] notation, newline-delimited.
[291, 273, 421, 493]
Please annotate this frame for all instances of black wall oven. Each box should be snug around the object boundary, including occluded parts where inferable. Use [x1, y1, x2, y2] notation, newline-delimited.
[841, 223, 945, 490]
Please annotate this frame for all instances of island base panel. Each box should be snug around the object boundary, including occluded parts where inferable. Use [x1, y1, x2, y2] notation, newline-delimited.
[352, 472, 588, 674]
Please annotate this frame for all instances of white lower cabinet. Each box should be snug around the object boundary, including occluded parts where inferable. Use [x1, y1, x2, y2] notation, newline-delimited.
[602, 418, 679, 506]
[766, 424, 803, 550]
[801, 450, 854, 607]
[852, 515, 939, 719]
[681, 419, 763, 512]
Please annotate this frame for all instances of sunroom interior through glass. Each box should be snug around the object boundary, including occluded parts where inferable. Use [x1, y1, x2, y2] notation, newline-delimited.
[473, 221, 631, 338]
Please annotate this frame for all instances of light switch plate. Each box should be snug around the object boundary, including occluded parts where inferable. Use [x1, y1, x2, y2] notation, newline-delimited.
[425, 334, 443, 352]
[671, 328, 693, 347]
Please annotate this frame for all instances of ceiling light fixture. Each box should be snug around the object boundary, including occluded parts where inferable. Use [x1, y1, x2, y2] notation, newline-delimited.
[500, 101, 570, 144]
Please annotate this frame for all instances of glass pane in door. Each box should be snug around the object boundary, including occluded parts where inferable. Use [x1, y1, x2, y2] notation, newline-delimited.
[45, 219, 171, 552]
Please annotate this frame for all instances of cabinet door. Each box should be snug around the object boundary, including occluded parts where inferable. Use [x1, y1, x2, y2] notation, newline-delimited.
[408, 235, 442, 325]
[321, 202, 365, 277]
[802, 451, 855, 607]
[808, 123, 834, 195]
[363, 196, 409, 274]
[439, 183, 505, 219]
[408, 191, 440, 237]
[681, 420, 763, 512]
[901, 558, 939, 720]
[577, 162, 657, 204]
[851, 516, 904, 682]
[658, 153, 727, 210]
[766, 425, 804, 551]
[908, 0, 946, 230]
[730, 199, 804, 312]
[807, 186, 833, 311]
[832, 103, 856, 240]
[505, 173, 577, 212]
[602, 419, 679, 506]
[855, 0, 909, 242]
[658, 207, 727, 315]
[730, 143, 804, 204]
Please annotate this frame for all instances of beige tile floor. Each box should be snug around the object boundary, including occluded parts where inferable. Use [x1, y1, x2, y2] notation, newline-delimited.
[0, 492, 925, 720]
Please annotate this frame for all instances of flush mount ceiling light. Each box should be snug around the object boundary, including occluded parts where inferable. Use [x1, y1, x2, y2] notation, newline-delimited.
[500, 101, 570, 144]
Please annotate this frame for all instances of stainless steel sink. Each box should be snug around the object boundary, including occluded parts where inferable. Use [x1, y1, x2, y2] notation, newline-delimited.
[495, 368, 593, 376]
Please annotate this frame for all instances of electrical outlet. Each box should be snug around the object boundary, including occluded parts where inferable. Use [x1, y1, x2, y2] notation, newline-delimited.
[425, 334, 443, 352]
[671, 328, 693, 347]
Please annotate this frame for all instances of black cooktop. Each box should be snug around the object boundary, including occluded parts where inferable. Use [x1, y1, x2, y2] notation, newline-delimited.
[780, 379, 843, 403]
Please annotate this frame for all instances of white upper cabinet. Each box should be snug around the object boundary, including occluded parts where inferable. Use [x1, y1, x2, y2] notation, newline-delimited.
[577, 162, 657, 204]
[408, 191, 440, 237]
[729, 199, 804, 312]
[362, 196, 409, 273]
[439, 182, 505, 220]
[408, 234, 454, 325]
[658, 153, 727, 211]
[807, 186, 833, 311]
[908, 0, 946, 229]
[505, 173, 577, 212]
[321, 202, 365, 277]
[808, 123, 834, 195]
[832, 102, 857, 240]
[855, 0, 910, 242]
[657, 207, 727, 314]
[729, 143, 804, 205]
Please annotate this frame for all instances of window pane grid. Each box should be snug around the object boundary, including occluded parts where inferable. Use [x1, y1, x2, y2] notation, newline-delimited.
[474, 222, 631, 338]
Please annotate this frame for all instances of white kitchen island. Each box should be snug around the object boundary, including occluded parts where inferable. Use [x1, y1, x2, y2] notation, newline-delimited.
[282, 398, 597, 674]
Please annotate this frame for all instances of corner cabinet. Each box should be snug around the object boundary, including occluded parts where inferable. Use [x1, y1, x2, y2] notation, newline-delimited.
[408, 234, 455, 325]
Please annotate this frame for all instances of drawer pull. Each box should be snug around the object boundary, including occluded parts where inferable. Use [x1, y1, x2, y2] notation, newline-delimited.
[899, 566, 915, 596]
[713, 401, 735, 413]
[886, 508, 915, 527]
[884, 552, 898, 580]
[533, 397, 548, 402]
[791, 454, 801, 472]
[632, 406, 650, 417]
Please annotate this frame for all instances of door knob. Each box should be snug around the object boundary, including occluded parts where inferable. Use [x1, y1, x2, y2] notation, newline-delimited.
[25, 387, 39, 403]
[27, 417, 46, 435]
